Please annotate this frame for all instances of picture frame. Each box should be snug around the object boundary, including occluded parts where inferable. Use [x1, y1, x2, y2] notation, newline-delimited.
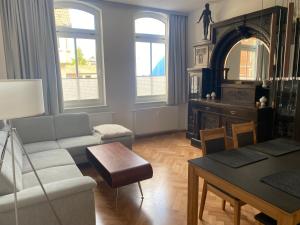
[194, 44, 210, 68]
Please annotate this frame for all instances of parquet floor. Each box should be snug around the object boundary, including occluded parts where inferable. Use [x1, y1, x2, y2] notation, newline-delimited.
[81, 132, 259, 225]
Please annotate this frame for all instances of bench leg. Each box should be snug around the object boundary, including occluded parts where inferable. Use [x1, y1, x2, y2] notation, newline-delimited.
[138, 182, 144, 199]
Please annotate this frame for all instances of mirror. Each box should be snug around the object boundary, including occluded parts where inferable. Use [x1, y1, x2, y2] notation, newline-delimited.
[224, 37, 269, 81]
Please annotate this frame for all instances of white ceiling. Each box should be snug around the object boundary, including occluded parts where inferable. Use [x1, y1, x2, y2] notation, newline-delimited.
[104, 0, 212, 13]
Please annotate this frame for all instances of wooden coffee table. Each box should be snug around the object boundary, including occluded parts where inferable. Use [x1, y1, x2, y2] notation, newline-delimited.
[86, 142, 153, 199]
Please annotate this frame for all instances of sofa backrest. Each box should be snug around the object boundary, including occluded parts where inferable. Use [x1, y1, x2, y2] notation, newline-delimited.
[12, 116, 56, 144]
[0, 131, 23, 195]
[54, 113, 92, 139]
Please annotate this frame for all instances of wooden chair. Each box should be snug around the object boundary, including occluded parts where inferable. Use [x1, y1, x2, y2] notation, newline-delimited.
[199, 127, 245, 225]
[232, 123, 277, 225]
[232, 121, 257, 149]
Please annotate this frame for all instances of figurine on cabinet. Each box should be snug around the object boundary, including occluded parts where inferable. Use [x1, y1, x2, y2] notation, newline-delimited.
[197, 3, 214, 40]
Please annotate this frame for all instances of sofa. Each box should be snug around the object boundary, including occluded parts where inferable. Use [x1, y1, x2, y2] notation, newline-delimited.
[0, 129, 96, 225]
[0, 113, 134, 225]
[12, 113, 134, 164]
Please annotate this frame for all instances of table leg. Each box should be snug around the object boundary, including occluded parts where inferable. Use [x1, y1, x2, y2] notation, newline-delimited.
[187, 164, 199, 225]
[278, 215, 296, 225]
[115, 188, 119, 208]
[138, 182, 144, 199]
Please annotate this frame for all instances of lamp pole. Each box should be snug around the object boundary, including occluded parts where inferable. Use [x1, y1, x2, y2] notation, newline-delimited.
[0, 121, 19, 225]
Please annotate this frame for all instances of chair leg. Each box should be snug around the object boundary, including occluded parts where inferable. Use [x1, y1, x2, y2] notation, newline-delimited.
[222, 200, 226, 211]
[233, 200, 241, 225]
[199, 181, 208, 220]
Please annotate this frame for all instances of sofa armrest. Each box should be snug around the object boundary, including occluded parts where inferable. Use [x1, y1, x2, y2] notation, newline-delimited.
[0, 176, 96, 213]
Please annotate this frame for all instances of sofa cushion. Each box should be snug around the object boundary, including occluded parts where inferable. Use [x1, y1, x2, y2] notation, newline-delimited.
[22, 149, 75, 174]
[94, 124, 133, 140]
[23, 165, 83, 188]
[57, 135, 100, 157]
[23, 141, 60, 154]
[12, 116, 55, 144]
[0, 150, 23, 195]
[54, 113, 92, 139]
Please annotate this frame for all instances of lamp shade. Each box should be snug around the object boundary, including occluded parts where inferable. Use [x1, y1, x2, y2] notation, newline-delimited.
[0, 80, 45, 120]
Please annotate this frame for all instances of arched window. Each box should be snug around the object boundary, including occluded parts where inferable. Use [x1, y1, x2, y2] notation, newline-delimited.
[134, 12, 168, 103]
[54, 2, 105, 108]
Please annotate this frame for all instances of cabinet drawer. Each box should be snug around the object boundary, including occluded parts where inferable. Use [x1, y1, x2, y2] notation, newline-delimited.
[221, 107, 257, 120]
[196, 105, 221, 114]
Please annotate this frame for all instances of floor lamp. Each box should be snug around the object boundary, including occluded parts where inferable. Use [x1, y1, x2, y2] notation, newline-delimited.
[0, 80, 62, 225]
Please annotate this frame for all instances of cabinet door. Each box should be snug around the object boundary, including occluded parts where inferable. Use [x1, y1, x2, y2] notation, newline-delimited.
[221, 116, 247, 137]
[201, 112, 220, 130]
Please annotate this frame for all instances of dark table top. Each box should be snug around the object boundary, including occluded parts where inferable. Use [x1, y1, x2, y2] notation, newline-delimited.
[189, 141, 300, 213]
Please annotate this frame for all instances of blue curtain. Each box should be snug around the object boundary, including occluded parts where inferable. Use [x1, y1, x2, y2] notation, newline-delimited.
[0, 0, 63, 114]
[168, 14, 188, 105]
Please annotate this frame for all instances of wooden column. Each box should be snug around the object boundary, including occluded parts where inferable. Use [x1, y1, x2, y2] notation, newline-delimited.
[283, 2, 294, 78]
[268, 13, 277, 79]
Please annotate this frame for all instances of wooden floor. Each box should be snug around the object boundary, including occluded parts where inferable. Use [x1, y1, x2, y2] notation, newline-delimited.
[81, 132, 259, 225]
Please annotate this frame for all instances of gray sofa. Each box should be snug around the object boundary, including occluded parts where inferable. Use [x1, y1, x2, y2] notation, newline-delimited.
[12, 113, 134, 164]
[0, 113, 134, 225]
[0, 129, 96, 225]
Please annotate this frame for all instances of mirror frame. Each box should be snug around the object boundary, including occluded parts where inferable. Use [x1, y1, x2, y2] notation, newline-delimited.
[211, 25, 270, 83]
[209, 6, 286, 97]
[224, 36, 270, 81]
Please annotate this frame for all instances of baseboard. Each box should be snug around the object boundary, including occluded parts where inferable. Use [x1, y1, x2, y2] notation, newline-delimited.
[135, 129, 187, 139]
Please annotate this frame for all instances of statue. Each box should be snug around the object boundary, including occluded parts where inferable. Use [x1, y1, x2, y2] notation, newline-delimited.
[197, 3, 214, 40]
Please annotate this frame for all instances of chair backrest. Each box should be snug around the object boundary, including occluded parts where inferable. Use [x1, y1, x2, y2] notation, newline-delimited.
[232, 121, 257, 148]
[200, 127, 227, 156]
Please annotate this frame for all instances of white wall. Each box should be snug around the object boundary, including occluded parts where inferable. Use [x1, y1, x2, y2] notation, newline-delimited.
[0, 0, 190, 135]
[62, 0, 187, 134]
[188, 0, 288, 67]
[0, 16, 7, 79]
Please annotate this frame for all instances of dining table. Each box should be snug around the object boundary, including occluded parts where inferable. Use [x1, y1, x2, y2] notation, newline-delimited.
[187, 138, 300, 225]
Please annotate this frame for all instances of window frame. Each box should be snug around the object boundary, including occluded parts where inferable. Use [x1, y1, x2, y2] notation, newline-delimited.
[134, 12, 169, 104]
[239, 44, 258, 80]
[55, 1, 106, 109]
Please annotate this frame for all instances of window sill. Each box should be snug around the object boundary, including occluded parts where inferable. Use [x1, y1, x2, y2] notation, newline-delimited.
[135, 95, 167, 104]
[64, 104, 110, 113]
[134, 100, 168, 110]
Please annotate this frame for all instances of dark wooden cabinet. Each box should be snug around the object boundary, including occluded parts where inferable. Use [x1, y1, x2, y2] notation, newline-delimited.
[187, 99, 273, 148]
[185, 7, 281, 147]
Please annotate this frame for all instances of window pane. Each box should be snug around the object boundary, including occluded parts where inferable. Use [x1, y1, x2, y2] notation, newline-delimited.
[136, 42, 166, 97]
[76, 39, 99, 100]
[58, 37, 78, 101]
[136, 42, 151, 76]
[136, 77, 151, 96]
[152, 76, 166, 95]
[55, 8, 95, 30]
[135, 18, 165, 35]
[136, 76, 166, 96]
[76, 39, 97, 75]
[152, 43, 165, 76]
